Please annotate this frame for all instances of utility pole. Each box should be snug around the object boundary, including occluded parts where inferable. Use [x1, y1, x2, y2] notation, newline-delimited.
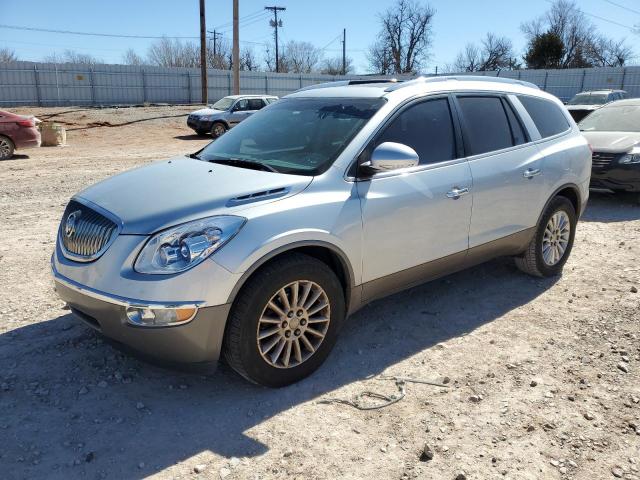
[233, 0, 240, 94]
[265, 6, 285, 73]
[199, 0, 207, 104]
[207, 30, 223, 58]
[342, 28, 346, 75]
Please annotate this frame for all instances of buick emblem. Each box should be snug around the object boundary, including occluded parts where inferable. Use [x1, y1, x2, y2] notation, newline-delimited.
[65, 210, 81, 238]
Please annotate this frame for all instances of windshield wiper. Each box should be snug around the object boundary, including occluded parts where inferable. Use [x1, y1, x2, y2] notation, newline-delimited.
[188, 152, 201, 159]
[209, 157, 279, 173]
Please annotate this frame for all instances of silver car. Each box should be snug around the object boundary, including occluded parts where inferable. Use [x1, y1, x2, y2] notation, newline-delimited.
[52, 76, 591, 386]
[187, 94, 278, 138]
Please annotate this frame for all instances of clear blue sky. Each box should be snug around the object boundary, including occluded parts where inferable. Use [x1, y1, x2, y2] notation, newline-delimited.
[1, 0, 638, 72]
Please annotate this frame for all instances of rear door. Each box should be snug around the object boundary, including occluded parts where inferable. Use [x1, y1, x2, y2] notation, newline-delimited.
[454, 94, 544, 248]
[228, 99, 251, 125]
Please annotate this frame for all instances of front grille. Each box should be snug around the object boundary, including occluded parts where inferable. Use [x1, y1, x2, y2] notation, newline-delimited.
[60, 200, 119, 261]
[591, 151, 618, 170]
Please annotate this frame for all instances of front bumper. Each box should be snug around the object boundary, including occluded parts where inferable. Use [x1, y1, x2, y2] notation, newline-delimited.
[187, 116, 214, 132]
[53, 263, 231, 367]
[590, 164, 640, 192]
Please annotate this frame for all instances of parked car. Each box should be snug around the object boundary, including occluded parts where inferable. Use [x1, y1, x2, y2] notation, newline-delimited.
[566, 90, 627, 122]
[0, 110, 41, 160]
[52, 76, 591, 387]
[579, 98, 640, 202]
[187, 95, 278, 138]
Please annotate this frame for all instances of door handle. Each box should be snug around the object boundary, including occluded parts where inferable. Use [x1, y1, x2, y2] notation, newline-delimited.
[446, 187, 470, 200]
[523, 168, 541, 179]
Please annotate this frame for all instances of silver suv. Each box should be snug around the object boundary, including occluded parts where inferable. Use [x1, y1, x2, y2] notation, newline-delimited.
[52, 77, 591, 386]
[187, 94, 278, 138]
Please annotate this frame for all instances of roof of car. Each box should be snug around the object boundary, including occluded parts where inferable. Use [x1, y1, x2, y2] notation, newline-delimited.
[286, 76, 545, 100]
[599, 98, 640, 107]
[223, 94, 278, 99]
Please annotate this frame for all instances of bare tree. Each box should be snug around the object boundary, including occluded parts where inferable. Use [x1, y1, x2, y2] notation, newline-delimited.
[147, 37, 199, 68]
[207, 37, 231, 70]
[453, 34, 518, 72]
[264, 43, 289, 73]
[44, 50, 102, 65]
[585, 36, 633, 67]
[0, 47, 17, 63]
[320, 56, 354, 75]
[368, 0, 436, 74]
[121, 48, 146, 65]
[367, 39, 393, 74]
[239, 47, 259, 71]
[284, 41, 322, 73]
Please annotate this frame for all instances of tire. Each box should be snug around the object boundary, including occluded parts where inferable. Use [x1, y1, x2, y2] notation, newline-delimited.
[210, 122, 227, 139]
[0, 136, 15, 160]
[223, 253, 345, 387]
[515, 196, 577, 277]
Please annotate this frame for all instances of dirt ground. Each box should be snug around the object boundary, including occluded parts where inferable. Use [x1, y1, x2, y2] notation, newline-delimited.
[0, 106, 638, 480]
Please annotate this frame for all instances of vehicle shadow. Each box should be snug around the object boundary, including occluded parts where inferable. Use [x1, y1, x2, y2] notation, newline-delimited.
[174, 134, 211, 141]
[4, 154, 30, 161]
[581, 190, 640, 223]
[0, 258, 557, 479]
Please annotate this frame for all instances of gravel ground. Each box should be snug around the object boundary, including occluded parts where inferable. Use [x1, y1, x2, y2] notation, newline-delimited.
[0, 106, 639, 480]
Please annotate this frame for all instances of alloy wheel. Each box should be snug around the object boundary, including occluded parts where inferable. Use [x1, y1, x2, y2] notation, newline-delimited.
[0, 138, 11, 158]
[542, 211, 571, 266]
[256, 280, 331, 369]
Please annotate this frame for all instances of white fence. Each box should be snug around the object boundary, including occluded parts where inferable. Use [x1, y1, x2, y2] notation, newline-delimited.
[1, 61, 639, 107]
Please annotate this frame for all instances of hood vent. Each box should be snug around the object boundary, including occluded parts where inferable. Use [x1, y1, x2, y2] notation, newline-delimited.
[227, 187, 289, 207]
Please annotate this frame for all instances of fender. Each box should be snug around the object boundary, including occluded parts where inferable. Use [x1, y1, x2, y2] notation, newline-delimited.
[536, 182, 583, 226]
[225, 239, 356, 306]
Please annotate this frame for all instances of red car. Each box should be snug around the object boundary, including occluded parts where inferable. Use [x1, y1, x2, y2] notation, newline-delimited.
[0, 110, 41, 160]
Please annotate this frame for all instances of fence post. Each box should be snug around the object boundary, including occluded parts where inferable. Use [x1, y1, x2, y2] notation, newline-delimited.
[265, 73, 268, 95]
[141, 69, 147, 103]
[89, 67, 95, 105]
[299, 74, 303, 88]
[227, 71, 232, 96]
[33, 65, 41, 107]
[186, 73, 191, 104]
[621, 67, 627, 90]
[54, 63, 60, 106]
[543, 71, 549, 91]
[580, 69, 586, 91]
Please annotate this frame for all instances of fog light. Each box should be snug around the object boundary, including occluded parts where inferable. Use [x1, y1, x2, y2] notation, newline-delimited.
[125, 306, 197, 327]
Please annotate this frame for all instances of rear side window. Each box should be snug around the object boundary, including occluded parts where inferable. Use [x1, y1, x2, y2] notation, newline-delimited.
[248, 98, 265, 110]
[375, 98, 457, 165]
[518, 95, 570, 139]
[457, 96, 514, 155]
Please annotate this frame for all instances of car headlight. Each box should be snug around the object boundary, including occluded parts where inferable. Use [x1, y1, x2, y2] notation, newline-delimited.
[134, 216, 246, 274]
[619, 153, 640, 164]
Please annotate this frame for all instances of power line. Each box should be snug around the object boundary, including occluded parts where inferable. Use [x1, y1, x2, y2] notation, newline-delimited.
[211, 8, 266, 30]
[602, 0, 640, 16]
[542, 0, 636, 31]
[0, 23, 199, 39]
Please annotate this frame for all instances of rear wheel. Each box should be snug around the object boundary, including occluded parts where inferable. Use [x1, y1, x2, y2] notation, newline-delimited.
[515, 196, 577, 277]
[0, 136, 14, 160]
[211, 122, 227, 139]
[223, 253, 345, 387]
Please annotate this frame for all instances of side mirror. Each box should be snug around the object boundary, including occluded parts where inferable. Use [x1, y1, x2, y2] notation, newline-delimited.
[363, 142, 420, 173]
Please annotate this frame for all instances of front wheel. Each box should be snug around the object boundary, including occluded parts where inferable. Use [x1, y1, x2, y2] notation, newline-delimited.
[223, 253, 345, 387]
[515, 196, 577, 277]
[211, 122, 227, 139]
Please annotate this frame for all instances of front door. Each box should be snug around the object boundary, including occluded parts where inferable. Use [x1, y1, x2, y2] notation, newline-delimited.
[357, 96, 473, 297]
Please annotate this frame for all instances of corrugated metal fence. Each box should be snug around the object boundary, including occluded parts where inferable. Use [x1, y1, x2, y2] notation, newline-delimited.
[1, 61, 639, 107]
[0, 62, 365, 107]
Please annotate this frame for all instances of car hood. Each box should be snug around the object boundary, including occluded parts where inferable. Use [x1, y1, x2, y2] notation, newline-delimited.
[581, 131, 640, 153]
[75, 156, 312, 234]
[190, 108, 225, 117]
[567, 104, 601, 111]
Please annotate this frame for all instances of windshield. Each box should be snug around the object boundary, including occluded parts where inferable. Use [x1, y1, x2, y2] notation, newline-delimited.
[579, 105, 640, 132]
[198, 97, 386, 175]
[568, 93, 608, 106]
[211, 97, 235, 110]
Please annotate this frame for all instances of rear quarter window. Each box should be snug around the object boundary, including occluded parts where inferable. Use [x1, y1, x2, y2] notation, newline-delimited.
[518, 95, 570, 139]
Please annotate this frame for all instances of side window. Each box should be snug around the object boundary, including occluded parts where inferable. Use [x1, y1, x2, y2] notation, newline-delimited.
[248, 99, 264, 110]
[503, 99, 527, 146]
[517, 95, 570, 139]
[456, 96, 514, 155]
[375, 98, 457, 165]
[234, 99, 249, 111]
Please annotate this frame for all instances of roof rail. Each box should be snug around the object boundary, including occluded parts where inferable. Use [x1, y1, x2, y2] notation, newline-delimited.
[295, 78, 400, 93]
[384, 75, 540, 92]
